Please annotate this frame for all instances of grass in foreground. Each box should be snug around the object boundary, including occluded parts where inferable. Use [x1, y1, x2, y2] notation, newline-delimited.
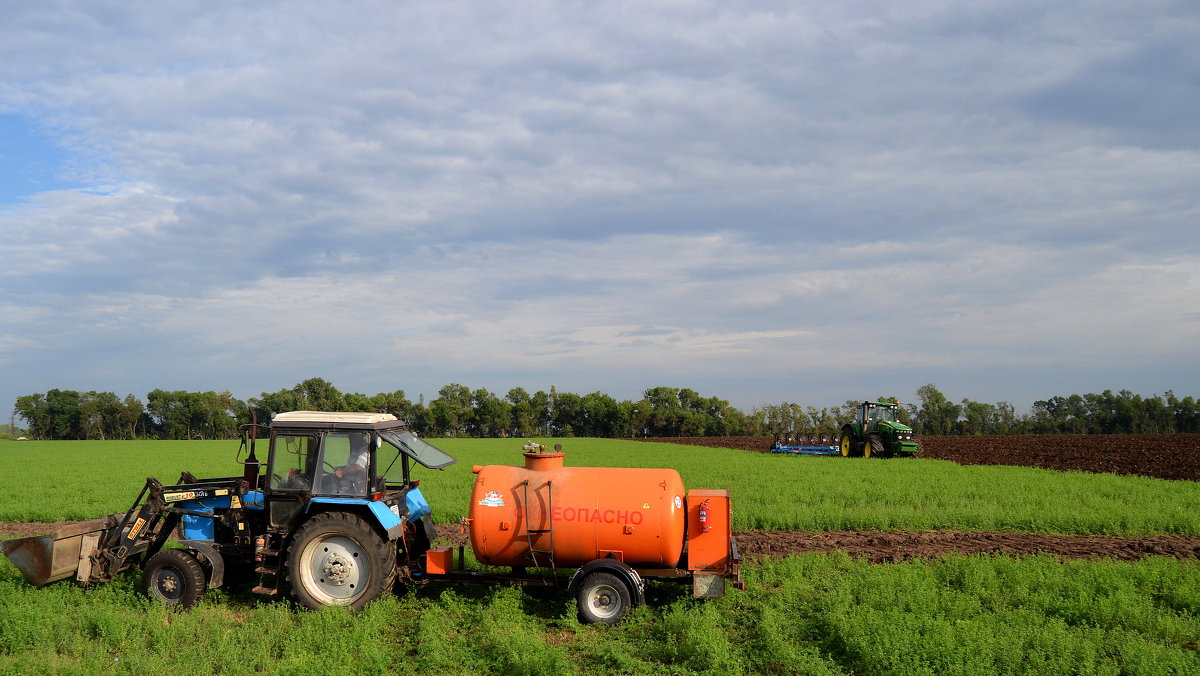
[2, 438, 1198, 536]
[0, 553, 1196, 675]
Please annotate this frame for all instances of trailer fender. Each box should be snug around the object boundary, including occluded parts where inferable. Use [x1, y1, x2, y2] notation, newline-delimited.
[179, 540, 224, 589]
[568, 558, 645, 608]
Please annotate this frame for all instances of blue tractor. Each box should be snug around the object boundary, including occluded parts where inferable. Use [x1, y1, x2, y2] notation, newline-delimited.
[2, 411, 457, 611]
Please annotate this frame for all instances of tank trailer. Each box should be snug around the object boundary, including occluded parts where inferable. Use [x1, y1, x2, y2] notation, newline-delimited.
[1, 411, 742, 624]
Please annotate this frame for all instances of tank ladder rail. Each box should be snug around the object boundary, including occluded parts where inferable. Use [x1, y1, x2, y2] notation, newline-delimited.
[520, 479, 558, 582]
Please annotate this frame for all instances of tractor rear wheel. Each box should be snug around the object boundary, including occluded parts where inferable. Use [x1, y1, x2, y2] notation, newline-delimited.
[576, 571, 633, 625]
[866, 434, 885, 458]
[287, 511, 396, 611]
[143, 549, 206, 609]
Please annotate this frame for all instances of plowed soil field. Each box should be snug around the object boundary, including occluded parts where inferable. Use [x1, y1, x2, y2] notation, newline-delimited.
[640, 434, 1200, 481]
[733, 529, 1200, 563]
[418, 525, 1198, 564]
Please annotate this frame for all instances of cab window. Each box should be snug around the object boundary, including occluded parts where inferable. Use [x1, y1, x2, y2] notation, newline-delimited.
[270, 434, 317, 491]
[315, 432, 371, 497]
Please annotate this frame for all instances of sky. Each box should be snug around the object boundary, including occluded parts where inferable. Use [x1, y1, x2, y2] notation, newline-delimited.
[2, 0, 1198, 420]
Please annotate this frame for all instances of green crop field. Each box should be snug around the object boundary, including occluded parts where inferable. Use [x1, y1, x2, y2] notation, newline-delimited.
[1, 438, 1198, 674]
[1, 551, 1196, 674]
[2, 438, 1198, 535]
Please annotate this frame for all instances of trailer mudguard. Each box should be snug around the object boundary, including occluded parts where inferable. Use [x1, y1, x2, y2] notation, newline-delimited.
[567, 558, 646, 608]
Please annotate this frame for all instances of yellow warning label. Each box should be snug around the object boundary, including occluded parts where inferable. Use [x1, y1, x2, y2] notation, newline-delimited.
[128, 517, 147, 541]
[642, 503, 650, 509]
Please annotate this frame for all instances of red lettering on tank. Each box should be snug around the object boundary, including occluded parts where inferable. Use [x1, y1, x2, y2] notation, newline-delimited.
[563, 507, 576, 521]
[616, 510, 628, 523]
[603, 509, 615, 523]
[590, 509, 602, 523]
[553, 506, 562, 521]
[630, 511, 644, 525]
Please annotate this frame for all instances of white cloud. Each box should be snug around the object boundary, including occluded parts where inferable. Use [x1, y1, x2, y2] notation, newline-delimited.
[0, 1, 1197, 412]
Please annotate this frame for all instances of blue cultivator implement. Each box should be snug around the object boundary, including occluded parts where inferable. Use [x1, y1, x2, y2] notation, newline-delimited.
[769, 436, 841, 456]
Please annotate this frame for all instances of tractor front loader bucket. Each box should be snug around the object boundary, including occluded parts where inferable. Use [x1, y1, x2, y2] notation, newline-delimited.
[0, 515, 120, 587]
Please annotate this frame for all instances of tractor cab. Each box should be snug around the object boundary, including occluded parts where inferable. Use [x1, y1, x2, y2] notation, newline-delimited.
[261, 411, 455, 536]
[859, 401, 899, 426]
[266, 411, 454, 497]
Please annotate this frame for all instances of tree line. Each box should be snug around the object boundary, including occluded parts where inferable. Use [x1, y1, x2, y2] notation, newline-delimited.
[8, 379, 1198, 441]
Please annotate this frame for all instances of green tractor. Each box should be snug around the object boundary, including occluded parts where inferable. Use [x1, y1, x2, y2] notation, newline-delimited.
[838, 400, 919, 458]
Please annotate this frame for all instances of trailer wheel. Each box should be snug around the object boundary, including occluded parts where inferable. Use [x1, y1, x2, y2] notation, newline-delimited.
[287, 511, 396, 611]
[576, 571, 632, 625]
[143, 549, 206, 609]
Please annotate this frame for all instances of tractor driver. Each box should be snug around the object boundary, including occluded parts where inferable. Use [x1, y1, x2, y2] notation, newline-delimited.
[328, 433, 370, 495]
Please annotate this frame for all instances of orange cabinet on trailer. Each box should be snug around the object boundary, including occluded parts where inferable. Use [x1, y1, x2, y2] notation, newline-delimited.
[468, 448, 687, 568]
[686, 489, 732, 572]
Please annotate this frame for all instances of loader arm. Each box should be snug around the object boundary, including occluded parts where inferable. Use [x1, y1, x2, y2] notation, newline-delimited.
[2, 475, 247, 588]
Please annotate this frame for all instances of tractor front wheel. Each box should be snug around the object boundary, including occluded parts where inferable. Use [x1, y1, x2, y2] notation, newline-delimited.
[287, 511, 396, 611]
[143, 549, 206, 609]
[576, 571, 633, 625]
[839, 434, 854, 457]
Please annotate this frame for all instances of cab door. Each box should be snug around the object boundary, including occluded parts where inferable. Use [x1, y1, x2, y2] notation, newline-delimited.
[265, 432, 318, 529]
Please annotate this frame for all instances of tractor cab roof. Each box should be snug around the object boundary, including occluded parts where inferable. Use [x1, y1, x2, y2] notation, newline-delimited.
[272, 410, 398, 425]
[271, 411, 405, 430]
[863, 400, 900, 408]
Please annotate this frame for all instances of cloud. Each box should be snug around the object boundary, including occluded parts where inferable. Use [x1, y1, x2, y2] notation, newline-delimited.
[0, 1, 1198, 413]
[1024, 29, 1200, 148]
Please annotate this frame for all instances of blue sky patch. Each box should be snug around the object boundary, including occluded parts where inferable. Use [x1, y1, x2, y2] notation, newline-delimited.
[0, 113, 82, 205]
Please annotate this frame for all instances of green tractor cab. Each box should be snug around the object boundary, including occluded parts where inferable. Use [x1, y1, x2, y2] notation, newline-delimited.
[838, 400, 919, 458]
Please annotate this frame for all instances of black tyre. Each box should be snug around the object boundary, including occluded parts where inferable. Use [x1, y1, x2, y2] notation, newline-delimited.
[576, 571, 632, 625]
[866, 434, 884, 458]
[143, 549, 206, 609]
[287, 511, 396, 611]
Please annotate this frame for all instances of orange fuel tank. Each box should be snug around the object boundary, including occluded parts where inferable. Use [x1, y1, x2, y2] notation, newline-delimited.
[468, 446, 687, 568]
